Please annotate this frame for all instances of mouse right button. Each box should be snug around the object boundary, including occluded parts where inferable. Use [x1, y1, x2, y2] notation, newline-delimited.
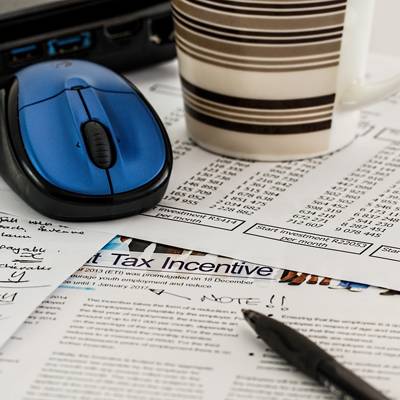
[81, 88, 168, 194]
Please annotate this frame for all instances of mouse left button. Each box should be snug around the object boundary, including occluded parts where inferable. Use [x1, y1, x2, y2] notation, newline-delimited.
[17, 92, 112, 195]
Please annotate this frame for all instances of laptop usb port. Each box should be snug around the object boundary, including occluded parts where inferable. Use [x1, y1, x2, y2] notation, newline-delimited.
[104, 20, 142, 41]
[47, 31, 92, 56]
[7, 43, 43, 65]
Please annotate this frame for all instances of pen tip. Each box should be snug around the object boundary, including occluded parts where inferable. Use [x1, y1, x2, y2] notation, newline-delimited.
[242, 309, 258, 326]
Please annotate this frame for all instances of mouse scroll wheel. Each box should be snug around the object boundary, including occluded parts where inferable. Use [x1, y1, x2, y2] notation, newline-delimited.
[82, 121, 115, 169]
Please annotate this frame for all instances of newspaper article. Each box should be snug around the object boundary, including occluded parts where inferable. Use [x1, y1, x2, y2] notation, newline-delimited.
[0, 238, 399, 400]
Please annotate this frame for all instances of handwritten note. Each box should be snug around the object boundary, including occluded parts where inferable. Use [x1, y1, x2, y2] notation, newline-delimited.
[0, 214, 113, 349]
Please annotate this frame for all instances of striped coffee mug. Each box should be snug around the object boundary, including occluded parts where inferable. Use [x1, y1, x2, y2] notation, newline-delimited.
[172, 0, 400, 161]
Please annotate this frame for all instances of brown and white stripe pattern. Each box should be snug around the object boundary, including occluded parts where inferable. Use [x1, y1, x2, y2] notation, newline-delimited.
[172, 0, 348, 135]
[182, 76, 335, 134]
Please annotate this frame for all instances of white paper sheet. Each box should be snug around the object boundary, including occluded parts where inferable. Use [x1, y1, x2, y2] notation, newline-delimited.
[0, 240, 398, 400]
[0, 214, 113, 350]
[2, 55, 400, 290]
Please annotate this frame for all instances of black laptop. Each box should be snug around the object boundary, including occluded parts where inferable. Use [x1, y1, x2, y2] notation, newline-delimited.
[0, 0, 176, 85]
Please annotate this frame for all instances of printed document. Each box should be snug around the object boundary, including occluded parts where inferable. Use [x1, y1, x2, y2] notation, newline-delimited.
[1, 55, 400, 289]
[0, 214, 112, 349]
[0, 238, 399, 399]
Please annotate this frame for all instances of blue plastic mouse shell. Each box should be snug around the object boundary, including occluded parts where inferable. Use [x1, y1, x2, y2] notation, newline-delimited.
[16, 60, 167, 196]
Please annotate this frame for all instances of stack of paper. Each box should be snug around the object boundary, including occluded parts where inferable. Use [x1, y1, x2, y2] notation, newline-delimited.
[0, 54, 400, 399]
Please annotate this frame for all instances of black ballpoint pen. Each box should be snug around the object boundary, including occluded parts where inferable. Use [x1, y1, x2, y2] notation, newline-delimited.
[242, 310, 390, 400]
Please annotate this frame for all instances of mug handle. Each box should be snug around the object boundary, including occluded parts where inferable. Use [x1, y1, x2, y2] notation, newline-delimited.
[341, 74, 400, 110]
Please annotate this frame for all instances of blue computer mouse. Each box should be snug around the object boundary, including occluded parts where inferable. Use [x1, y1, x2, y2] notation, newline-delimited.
[0, 59, 172, 221]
